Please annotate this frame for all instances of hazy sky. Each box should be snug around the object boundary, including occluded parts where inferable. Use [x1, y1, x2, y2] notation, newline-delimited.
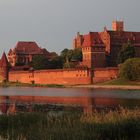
[0, 0, 140, 55]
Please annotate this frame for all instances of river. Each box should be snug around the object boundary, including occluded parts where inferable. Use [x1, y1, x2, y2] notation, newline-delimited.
[0, 87, 140, 114]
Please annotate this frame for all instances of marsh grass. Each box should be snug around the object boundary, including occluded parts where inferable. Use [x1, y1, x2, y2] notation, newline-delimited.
[0, 82, 65, 88]
[0, 107, 140, 140]
[98, 78, 140, 86]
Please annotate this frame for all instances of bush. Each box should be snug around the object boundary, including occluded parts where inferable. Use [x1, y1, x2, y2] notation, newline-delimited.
[117, 42, 135, 64]
[119, 58, 140, 80]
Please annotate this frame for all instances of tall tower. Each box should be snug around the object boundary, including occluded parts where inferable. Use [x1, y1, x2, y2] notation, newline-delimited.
[112, 20, 124, 31]
[0, 52, 9, 82]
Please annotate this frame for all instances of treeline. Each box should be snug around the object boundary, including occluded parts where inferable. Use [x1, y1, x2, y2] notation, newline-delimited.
[29, 48, 82, 70]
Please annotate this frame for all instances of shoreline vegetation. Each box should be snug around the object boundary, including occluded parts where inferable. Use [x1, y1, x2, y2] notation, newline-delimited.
[0, 82, 65, 88]
[0, 108, 140, 140]
[72, 79, 140, 89]
[0, 78, 140, 89]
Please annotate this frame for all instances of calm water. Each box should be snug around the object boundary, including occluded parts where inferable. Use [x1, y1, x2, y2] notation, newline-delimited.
[0, 87, 140, 114]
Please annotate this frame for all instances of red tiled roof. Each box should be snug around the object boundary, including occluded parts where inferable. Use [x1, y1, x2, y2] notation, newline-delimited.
[0, 52, 9, 67]
[108, 31, 140, 45]
[82, 32, 104, 47]
[14, 41, 44, 54]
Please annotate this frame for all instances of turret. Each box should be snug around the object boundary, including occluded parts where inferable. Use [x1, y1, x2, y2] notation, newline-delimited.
[0, 52, 9, 82]
[112, 20, 124, 31]
[73, 32, 83, 49]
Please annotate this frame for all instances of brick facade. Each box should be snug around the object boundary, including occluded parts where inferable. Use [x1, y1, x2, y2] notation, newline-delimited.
[8, 67, 118, 85]
[9, 68, 92, 85]
[0, 52, 118, 85]
[73, 21, 140, 67]
[8, 41, 50, 66]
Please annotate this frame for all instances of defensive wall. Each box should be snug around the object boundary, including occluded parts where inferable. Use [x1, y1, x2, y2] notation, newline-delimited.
[93, 67, 119, 83]
[9, 68, 92, 85]
[8, 67, 118, 85]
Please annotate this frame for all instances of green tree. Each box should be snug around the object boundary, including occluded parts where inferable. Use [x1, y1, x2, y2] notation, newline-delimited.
[60, 49, 72, 68]
[30, 55, 48, 70]
[48, 56, 63, 69]
[119, 58, 140, 81]
[71, 48, 82, 61]
[117, 42, 135, 64]
[60, 48, 82, 68]
[60, 48, 69, 63]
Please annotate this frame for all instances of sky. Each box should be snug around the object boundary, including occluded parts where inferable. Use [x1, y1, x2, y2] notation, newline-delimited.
[0, 0, 140, 55]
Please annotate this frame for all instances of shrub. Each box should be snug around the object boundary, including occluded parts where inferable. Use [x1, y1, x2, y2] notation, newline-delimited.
[117, 42, 135, 64]
[119, 58, 140, 80]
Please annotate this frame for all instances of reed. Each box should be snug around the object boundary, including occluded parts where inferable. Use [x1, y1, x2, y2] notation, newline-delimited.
[0, 108, 139, 140]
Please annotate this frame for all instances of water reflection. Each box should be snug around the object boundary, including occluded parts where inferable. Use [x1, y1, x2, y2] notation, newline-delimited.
[0, 87, 140, 98]
[0, 95, 140, 114]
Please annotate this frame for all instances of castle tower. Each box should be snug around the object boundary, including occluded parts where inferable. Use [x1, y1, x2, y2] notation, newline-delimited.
[112, 20, 124, 31]
[0, 52, 9, 82]
[81, 32, 106, 68]
[73, 32, 83, 49]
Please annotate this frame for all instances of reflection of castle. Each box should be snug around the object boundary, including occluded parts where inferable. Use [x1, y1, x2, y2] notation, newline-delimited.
[73, 21, 140, 68]
[0, 95, 119, 114]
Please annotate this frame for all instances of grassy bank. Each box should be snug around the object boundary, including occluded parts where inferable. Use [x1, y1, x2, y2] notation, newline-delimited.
[0, 82, 65, 88]
[98, 78, 140, 86]
[0, 108, 140, 140]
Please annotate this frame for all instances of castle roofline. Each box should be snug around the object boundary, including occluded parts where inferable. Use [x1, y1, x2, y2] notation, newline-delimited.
[82, 32, 104, 47]
[14, 41, 44, 54]
[107, 30, 140, 33]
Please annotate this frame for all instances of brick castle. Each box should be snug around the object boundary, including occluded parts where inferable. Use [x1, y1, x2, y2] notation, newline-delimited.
[73, 21, 140, 68]
[0, 21, 140, 85]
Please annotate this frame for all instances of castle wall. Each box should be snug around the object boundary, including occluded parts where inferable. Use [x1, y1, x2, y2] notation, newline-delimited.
[93, 67, 118, 83]
[0, 67, 8, 82]
[9, 69, 92, 85]
[9, 67, 118, 85]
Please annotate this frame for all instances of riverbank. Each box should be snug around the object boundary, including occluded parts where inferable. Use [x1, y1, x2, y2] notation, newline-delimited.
[71, 78, 140, 90]
[0, 82, 65, 88]
[0, 79, 140, 90]
[72, 84, 140, 90]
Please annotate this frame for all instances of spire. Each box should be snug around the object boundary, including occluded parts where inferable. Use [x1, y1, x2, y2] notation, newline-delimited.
[104, 26, 107, 31]
[0, 52, 9, 67]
